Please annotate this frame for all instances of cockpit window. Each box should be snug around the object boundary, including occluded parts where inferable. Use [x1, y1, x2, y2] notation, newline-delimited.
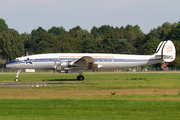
[14, 59, 19, 61]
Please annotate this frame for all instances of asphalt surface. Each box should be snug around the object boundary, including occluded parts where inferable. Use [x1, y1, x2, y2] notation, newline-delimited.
[0, 81, 84, 88]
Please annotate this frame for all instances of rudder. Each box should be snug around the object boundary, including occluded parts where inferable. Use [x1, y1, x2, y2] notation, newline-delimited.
[155, 40, 176, 62]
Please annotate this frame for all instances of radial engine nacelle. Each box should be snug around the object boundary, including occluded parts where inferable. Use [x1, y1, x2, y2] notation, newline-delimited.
[60, 61, 74, 68]
[55, 61, 75, 72]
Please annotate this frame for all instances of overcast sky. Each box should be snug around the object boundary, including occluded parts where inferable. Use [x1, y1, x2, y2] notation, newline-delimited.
[0, 0, 180, 34]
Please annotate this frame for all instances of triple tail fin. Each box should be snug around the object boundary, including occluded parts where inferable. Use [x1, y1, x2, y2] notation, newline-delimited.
[154, 40, 176, 62]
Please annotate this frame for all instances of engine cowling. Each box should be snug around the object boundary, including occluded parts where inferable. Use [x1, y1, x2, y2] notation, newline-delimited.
[61, 61, 69, 68]
[61, 61, 74, 68]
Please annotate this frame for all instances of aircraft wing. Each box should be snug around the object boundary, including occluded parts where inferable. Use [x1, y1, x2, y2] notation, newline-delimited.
[73, 56, 98, 70]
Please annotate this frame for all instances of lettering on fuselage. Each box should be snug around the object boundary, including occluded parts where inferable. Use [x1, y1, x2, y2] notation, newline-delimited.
[58, 56, 114, 58]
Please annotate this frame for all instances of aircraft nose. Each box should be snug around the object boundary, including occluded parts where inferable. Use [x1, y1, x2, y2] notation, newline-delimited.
[5, 62, 9, 68]
[5, 62, 12, 68]
[5, 61, 21, 69]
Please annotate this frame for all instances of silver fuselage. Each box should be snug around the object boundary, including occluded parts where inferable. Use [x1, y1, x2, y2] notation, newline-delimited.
[6, 53, 163, 71]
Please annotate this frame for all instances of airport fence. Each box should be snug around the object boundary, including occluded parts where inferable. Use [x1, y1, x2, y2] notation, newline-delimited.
[0, 67, 179, 73]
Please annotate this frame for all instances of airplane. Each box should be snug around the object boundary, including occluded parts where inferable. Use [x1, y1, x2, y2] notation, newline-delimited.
[5, 40, 176, 82]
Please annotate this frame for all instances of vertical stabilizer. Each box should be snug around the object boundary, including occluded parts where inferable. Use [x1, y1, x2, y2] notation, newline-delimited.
[162, 40, 176, 62]
[155, 41, 167, 55]
[154, 40, 176, 62]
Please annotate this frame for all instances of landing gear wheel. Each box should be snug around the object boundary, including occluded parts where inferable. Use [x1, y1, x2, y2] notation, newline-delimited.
[77, 75, 84, 81]
[15, 78, 19, 82]
[15, 69, 21, 82]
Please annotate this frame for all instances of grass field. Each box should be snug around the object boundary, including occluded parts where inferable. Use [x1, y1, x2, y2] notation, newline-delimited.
[0, 72, 180, 119]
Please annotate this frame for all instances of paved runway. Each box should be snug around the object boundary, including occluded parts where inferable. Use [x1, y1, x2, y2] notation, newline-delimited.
[0, 81, 85, 88]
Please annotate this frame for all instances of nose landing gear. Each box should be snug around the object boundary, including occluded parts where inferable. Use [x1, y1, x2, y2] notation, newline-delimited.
[15, 70, 22, 82]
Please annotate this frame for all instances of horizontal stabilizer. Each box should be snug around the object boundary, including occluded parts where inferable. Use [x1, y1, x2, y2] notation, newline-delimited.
[154, 40, 176, 62]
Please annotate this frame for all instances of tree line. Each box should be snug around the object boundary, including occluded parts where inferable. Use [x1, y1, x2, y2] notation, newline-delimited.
[0, 18, 180, 68]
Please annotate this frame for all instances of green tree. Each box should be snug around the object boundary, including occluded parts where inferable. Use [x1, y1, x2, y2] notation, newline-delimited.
[102, 38, 114, 53]
[0, 29, 24, 61]
[48, 26, 67, 36]
[171, 21, 180, 41]
[135, 33, 146, 55]
[0, 19, 8, 34]
[0, 19, 8, 59]
[143, 37, 160, 55]
[68, 28, 98, 53]
[116, 26, 125, 39]
[69, 26, 82, 38]
[91, 26, 100, 39]
[56, 35, 75, 53]
[126, 29, 137, 46]
[82, 38, 97, 53]
[158, 22, 177, 41]
[99, 25, 119, 53]
[114, 39, 133, 54]
[133, 25, 142, 37]
[26, 27, 58, 54]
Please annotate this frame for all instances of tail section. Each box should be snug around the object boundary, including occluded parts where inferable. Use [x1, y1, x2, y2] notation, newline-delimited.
[154, 40, 176, 62]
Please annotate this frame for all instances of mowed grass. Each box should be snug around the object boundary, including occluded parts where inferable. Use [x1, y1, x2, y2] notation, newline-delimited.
[1, 71, 180, 82]
[1, 72, 180, 119]
[0, 99, 180, 120]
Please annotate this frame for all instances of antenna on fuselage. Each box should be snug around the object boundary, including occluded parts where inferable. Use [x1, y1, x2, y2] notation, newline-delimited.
[26, 51, 29, 56]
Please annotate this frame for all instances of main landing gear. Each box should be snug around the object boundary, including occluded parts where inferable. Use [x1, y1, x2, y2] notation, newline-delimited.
[77, 72, 84, 81]
[15, 70, 22, 82]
